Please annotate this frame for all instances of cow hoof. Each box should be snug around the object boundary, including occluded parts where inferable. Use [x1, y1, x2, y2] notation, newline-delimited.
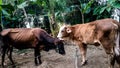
[109, 66, 114, 68]
[39, 61, 42, 65]
[1, 65, 5, 68]
[12, 65, 16, 68]
[35, 64, 39, 66]
[35, 62, 42, 66]
[81, 60, 88, 66]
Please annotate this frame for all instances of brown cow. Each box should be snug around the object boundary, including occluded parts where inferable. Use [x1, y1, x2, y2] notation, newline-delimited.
[0, 28, 65, 67]
[57, 18, 120, 68]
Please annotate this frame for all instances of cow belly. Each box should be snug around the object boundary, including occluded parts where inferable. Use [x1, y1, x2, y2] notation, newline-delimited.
[13, 43, 34, 49]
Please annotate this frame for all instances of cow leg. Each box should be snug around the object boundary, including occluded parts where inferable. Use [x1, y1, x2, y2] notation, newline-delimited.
[115, 55, 120, 68]
[7, 47, 15, 67]
[34, 48, 39, 66]
[107, 54, 115, 68]
[78, 43, 87, 65]
[110, 55, 115, 68]
[118, 63, 120, 68]
[34, 47, 41, 66]
[37, 49, 42, 64]
[100, 38, 115, 68]
[1, 46, 8, 67]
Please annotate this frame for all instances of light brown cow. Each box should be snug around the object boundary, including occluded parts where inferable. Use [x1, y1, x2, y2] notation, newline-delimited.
[57, 18, 120, 68]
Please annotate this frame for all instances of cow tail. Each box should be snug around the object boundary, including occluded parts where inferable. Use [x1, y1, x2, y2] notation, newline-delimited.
[0, 31, 4, 56]
[0, 25, 3, 56]
[0, 34, 2, 56]
[114, 30, 120, 56]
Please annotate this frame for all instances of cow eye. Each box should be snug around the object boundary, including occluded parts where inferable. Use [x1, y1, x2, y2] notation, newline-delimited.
[61, 30, 64, 32]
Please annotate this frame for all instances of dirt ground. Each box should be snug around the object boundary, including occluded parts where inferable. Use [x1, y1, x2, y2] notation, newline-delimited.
[0, 44, 119, 68]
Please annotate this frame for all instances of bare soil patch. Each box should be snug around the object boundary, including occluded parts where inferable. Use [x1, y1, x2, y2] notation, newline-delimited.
[0, 45, 119, 68]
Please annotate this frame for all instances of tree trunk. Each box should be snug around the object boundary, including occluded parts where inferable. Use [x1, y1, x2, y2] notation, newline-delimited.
[49, 0, 58, 37]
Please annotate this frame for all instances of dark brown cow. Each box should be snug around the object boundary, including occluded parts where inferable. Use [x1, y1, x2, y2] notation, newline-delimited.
[57, 18, 120, 68]
[0, 28, 65, 67]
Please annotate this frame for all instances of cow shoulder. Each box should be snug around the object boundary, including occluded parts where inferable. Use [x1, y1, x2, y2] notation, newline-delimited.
[32, 28, 45, 41]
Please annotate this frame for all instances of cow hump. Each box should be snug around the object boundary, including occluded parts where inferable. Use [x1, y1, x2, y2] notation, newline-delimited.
[1, 29, 11, 36]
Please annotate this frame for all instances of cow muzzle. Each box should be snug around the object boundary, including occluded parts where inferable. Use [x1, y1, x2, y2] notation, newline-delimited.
[55, 42, 66, 55]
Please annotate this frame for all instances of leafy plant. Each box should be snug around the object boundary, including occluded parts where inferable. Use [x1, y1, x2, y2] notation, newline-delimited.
[93, 0, 120, 19]
[1, 0, 120, 34]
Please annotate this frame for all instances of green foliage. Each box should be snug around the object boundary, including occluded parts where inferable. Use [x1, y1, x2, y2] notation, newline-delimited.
[2, 4, 19, 28]
[17, 1, 28, 8]
[81, 0, 94, 14]
[1, 0, 120, 29]
[112, 1, 120, 8]
[0, 0, 1, 4]
[93, 0, 120, 19]
[64, 0, 95, 24]
[2, 0, 44, 28]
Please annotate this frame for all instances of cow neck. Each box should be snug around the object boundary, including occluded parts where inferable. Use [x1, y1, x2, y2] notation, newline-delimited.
[41, 31, 55, 44]
[70, 24, 83, 41]
[69, 26, 76, 40]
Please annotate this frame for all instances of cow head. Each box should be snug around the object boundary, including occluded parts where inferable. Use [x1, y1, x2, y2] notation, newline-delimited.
[43, 39, 66, 55]
[54, 39, 66, 55]
[57, 25, 73, 40]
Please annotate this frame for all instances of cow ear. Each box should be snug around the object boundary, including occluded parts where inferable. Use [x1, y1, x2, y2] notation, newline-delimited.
[66, 27, 72, 33]
[1, 29, 11, 36]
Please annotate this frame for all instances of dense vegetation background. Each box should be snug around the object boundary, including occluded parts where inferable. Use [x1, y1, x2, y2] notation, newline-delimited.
[1, 0, 120, 36]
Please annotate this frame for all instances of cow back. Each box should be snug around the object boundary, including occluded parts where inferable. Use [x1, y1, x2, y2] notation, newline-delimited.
[1, 28, 38, 48]
[8, 28, 35, 42]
